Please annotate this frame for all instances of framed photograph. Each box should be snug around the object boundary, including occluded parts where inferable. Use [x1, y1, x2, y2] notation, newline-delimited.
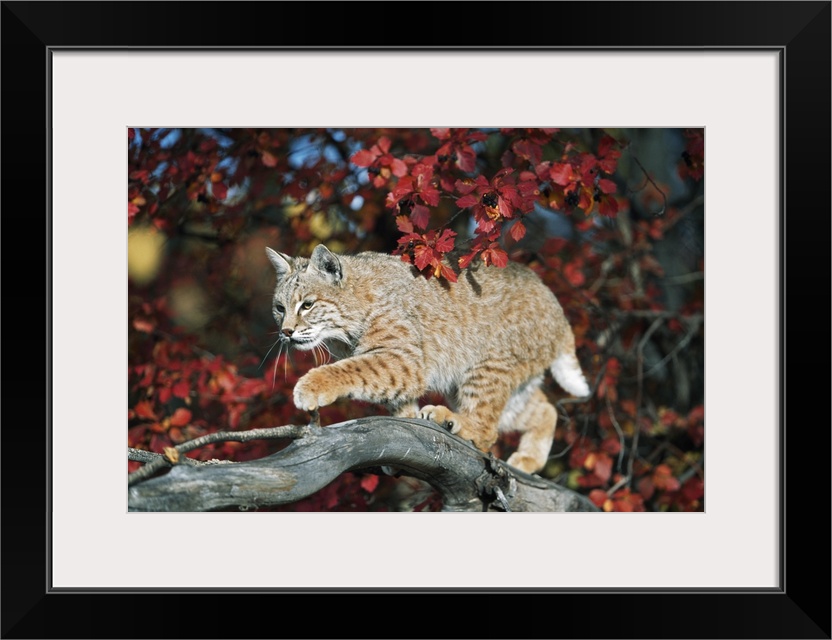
[3, 2, 829, 638]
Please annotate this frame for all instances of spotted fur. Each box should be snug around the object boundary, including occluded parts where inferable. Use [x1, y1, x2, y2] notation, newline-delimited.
[266, 244, 589, 474]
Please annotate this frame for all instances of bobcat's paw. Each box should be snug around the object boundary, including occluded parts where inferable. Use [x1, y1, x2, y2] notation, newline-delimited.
[417, 405, 461, 434]
[293, 371, 338, 412]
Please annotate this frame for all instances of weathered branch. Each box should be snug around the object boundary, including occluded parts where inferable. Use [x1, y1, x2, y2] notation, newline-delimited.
[127, 424, 307, 486]
[127, 417, 599, 513]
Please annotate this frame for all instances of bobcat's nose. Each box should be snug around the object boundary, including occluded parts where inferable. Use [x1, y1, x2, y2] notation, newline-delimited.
[282, 328, 294, 338]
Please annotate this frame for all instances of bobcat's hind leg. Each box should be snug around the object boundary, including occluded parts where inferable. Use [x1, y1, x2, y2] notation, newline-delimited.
[419, 371, 512, 453]
[500, 386, 558, 474]
[393, 401, 419, 419]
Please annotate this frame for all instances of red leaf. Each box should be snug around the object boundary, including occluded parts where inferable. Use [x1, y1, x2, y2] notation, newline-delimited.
[212, 183, 228, 201]
[172, 380, 190, 399]
[597, 178, 617, 194]
[377, 136, 391, 154]
[688, 405, 705, 423]
[458, 251, 477, 269]
[550, 163, 574, 186]
[601, 436, 621, 455]
[350, 149, 375, 167]
[410, 204, 430, 230]
[456, 147, 477, 173]
[482, 246, 508, 268]
[599, 195, 619, 217]
[169, 408, 192, 427]
[454, 179, 478, 195]
[132, 318, 155, 333]
[588, 489, 608, 508]
[638, 476, 655, 500]
[509, 220, 526, 241]
[391, 158, 408, 177]
[438, 263, 458, 283]
[653, 464, 680, 492]
[434, 229, 457, 253]
[563, 261, 585, 287]
[395, 215, 414, 233]
[419, 186, 441, 207]
[598, 135, 616, 158]
[455, 194, 478, 208]
[599, 156, 620, 174]
[593, 453, 613, 483]
[497, 195, 514, 219]
[360, 474, 379, 493]
[261, 150, 278, 167]
[412, 244, 435, 271]
[134, 400, 157, 421]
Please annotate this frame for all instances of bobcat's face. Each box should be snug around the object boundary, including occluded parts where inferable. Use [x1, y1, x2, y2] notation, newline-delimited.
[268, 245, 356, 353]
[272, 284, 342, 351]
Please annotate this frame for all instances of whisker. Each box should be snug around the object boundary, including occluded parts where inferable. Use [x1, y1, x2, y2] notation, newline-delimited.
[284, 343, 289, 381]
[320, 341, 333, 364]
[259, 338, 281, 370]
[272, 343, 280, 391]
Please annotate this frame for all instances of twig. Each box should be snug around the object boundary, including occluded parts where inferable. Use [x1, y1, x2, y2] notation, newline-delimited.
[663, 271, 704, 285]
[611, 309, 703, 321]
[606, 474, 630, 497]
[128, 447, 228, 467]
[128, 424, 308, 486]
[631, 156, 667, 217]
[661, 194, 704, 233]
[605, 394, 626, 473]
[622, 316, 702, 382]
[630, 317, 665, 484]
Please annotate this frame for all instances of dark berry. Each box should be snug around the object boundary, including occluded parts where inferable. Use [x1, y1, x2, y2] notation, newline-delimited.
[481, 192, 498, 208]
[681, 150, 693, 167]
[368, 166, 380, 175]
[565, 192, 580, 207]
[437, 154, 449, 163]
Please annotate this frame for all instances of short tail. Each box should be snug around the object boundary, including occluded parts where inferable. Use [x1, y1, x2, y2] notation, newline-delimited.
[550, 352, 591, 397]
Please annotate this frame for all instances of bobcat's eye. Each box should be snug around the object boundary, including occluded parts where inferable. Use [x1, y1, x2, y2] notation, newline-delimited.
[301, 300, 314, 310]
[275, 304, 285, 314]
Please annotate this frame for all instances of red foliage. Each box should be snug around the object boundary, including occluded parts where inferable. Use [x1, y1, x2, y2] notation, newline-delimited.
[128, 127, 704, 512]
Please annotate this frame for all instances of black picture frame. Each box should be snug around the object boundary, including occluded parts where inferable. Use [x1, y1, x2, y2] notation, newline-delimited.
[2, 2, 829, 638]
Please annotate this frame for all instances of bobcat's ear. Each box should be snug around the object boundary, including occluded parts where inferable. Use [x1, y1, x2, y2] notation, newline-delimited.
[308, 244, 343, 284]
[266, 247, 293, 280]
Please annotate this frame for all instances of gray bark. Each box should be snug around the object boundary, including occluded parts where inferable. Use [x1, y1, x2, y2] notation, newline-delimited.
[127, 416, 599, 512]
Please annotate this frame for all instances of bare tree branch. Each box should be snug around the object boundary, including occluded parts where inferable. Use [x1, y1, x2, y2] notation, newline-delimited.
[127, 417, 599, 513]
[128, 424, 307, 486]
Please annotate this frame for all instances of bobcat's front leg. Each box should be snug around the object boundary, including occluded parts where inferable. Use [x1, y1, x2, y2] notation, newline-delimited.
[293, 366, 340, 412]
[293, 353, 424, 412]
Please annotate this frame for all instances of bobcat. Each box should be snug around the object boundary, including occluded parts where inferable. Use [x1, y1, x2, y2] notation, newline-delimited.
[266, 243, 590, 474]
